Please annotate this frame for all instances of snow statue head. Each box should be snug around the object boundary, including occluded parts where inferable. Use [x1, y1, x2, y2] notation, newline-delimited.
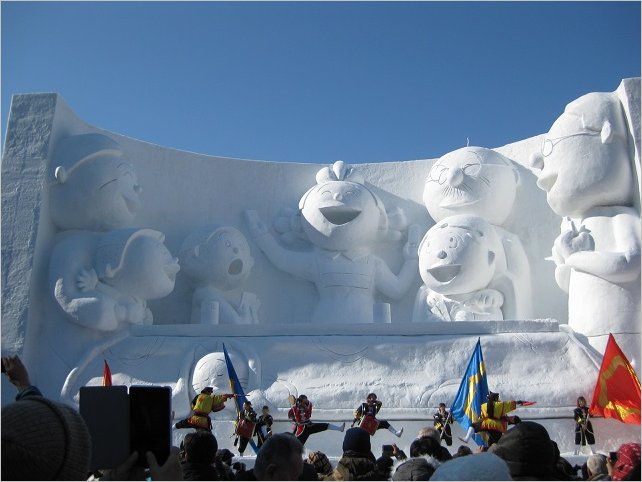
[298, 161, 388, 251]
[95, 228, 180, 300]
[191, 350, 249, 395]
[419, 214, 502, 296]
[179, 225, 254, 291]
[532, 92, 634, 217]
[49, 133, 142, 231]
[415, 214, 508, 321]
[424, 147, 520, 226]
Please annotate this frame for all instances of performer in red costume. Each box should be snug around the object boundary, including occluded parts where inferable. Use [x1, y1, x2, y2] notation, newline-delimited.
[288, 394, 345, 445]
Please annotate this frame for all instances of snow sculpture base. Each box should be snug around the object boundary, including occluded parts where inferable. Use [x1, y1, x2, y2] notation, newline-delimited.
[53, 320, 639, 456]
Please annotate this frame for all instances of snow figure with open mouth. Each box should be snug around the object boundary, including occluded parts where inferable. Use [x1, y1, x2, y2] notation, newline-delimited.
[246, 161, 419, 324]
[422, 146, 532, 319]
[180, 225, 259, 324]
[412, 214, 507, 321]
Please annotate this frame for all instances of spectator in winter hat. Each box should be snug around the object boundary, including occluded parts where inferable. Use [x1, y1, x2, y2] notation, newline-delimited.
[253, 433, 304, 481]
[610, 442, 641, 481]
[392, 436, 443, 481]
[430, 452, 512, 481]
[392, 458, 436, 481]
[2, 396, 92, 481]
[488, 421, 558, 480]
[331, 427, 383, 481]
[181, 431, 219, 481]
[1, 355, 92, 480]
[410, 435, 452, 462]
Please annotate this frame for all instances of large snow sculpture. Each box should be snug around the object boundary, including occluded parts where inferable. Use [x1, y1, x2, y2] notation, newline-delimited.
[245, 161, 420, 324]
[531, 90, 641, 358]
[412, 214, 506, 321]
[50, 228, 180, 330]
[421, 147, 532, 319]
[179, 225, 259, 324]
[49, 133, 141, 231]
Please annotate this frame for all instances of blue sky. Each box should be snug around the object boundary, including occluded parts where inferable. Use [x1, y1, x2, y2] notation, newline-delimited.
[2, 1, 640, 164]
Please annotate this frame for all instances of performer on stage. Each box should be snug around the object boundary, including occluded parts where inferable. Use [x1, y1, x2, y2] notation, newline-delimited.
[352, 393, 403, 437]
[288, 394, 345, 445]
[174, 387, 235, 431]
[433, 403, 453, 446]
[459, 391, 525, 446]
[255, 405, 274, 448]
[574, 396, 595, 455]
[234, 400, 258, 456]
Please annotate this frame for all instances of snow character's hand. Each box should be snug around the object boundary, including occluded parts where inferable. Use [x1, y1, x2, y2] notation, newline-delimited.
[76, 268, 99, 292]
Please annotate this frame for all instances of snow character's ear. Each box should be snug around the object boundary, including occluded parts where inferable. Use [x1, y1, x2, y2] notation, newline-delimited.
[600, 120, 614, 144]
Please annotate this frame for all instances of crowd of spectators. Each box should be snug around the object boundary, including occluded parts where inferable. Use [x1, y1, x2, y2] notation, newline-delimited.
[2, 355, 640, 481]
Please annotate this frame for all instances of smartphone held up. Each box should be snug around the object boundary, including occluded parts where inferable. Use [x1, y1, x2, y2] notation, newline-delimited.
[79, 385, 172, 471]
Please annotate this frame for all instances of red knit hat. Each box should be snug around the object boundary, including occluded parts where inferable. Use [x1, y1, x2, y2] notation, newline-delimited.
[612, 442, 641, 481]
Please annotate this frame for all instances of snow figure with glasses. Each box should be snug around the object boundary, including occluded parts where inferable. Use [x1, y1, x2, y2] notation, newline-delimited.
[417, 146, 532, 321]
[531, 88, 641, 363]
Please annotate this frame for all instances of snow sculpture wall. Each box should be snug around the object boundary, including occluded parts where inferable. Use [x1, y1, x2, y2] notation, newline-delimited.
[2, 79, 640, 456]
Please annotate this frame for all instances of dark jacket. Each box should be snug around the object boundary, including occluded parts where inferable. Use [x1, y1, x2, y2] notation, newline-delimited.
[331, 451, 383, 481]
[181, 461, 220, 481]
[392, 458, 436, 481]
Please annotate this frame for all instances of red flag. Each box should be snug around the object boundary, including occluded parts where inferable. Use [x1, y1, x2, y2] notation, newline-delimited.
[589, 334, 641, 424]
[102, 359, 112, 387]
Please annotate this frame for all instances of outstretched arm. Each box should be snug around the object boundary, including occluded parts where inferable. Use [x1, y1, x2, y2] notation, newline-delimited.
[245, 210, 316, 281]
[376, 224, 420, 299]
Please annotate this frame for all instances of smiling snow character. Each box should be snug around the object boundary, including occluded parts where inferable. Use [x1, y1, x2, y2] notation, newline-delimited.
[412, 214, 506, 321]
[245, 161, 419, 324]
[49, 133, 142, 232]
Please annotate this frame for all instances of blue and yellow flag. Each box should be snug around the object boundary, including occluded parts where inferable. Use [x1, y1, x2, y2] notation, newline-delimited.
[223, 343, 258, 454]
[450, 338, 489, 446]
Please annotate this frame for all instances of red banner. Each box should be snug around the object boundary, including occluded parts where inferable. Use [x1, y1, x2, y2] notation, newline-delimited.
[589, 334, 641, 424]
[102, 359, 112, 387]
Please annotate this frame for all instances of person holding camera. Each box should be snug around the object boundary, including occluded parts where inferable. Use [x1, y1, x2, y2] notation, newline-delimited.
[174, 386, 235, 431]
[574, 396, 596, 455]
[352, 392, 404, 437]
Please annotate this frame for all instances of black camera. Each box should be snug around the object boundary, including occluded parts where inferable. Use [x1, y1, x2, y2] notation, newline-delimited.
[609, 451, 618, 462]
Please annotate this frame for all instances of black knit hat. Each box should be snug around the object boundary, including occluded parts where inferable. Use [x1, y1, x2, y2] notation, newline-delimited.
[488, 421, 557, 479]
[1, 396, 91, 480]
[342, 427, 371, 454]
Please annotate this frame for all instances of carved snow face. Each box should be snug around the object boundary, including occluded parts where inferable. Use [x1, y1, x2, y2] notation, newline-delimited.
[198, 228, 254, 290]
[50, 156, 141, 231]
[192, 351, 249, 395]
[423, 147, 518, 226]
[418, 215, 498, 296]
[301, 181, 381, 250]
[106, 234, 180, 300]
[534, 92, 633, 217]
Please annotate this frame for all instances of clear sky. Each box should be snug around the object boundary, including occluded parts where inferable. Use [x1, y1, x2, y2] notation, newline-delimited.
[2, 1, 640, 164]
